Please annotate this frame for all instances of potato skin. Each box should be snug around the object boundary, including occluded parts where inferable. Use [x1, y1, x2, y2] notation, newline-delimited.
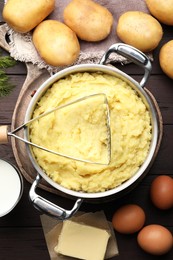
[33, 20, 80, 67]
[63, 0, 113, 42]
[146, 0, 173, 25]
[2, 0, 55, 33]
[159, 40, 173, 79]
[117, 11, 163, 52]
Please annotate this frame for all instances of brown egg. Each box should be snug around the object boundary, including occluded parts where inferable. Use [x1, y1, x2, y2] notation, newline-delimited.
[137, 224, 173, 255]
[150, 175, 173, 210]
[112, 204, 145, 234]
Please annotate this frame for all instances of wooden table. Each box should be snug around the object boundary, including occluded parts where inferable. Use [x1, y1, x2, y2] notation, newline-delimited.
[0, 2, 173, 260]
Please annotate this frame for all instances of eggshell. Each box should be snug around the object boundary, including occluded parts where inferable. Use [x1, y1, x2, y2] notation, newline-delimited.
[112, 204, 145, 234]
[150, 175, 173, 210]
[137, 224, 173, 255]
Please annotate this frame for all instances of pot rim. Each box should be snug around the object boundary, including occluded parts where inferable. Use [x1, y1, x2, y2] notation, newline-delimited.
[25, 63, 159, 199]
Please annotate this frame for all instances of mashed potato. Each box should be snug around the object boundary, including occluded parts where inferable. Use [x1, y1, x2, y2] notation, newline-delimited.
[29, 72, 152, 193]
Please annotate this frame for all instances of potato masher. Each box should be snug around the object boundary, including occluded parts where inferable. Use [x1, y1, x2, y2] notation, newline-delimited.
[2, 93, 111, 165]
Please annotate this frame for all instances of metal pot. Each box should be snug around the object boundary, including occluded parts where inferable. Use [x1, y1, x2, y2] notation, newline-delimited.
[24, 43, 159, 220]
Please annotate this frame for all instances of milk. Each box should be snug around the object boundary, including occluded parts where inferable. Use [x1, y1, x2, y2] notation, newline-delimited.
[0, 159, 23, 217]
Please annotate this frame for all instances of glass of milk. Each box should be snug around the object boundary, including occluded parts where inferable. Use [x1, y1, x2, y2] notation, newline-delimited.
[0, 159, 23, 217]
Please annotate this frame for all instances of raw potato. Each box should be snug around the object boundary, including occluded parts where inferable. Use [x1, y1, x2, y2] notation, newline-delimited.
[33, 20, 80, 67]
[117, 11, 163, 52]
[146, 0, 173, 25]
[159, 40, 173, 79]
[2, 0, 55, 33]
[63, 0, 113, 42]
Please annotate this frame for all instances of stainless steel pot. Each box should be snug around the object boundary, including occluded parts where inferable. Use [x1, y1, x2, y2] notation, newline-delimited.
[25, 43, 159, 220]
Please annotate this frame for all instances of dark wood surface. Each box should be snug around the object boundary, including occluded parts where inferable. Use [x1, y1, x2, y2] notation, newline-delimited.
[0, 2, 173, 260]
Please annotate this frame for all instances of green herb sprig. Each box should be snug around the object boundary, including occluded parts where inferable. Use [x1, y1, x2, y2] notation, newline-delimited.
[0, 54, 16, 97]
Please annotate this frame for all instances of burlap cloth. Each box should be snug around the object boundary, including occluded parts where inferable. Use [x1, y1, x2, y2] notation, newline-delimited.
[4, 0, 150, 73]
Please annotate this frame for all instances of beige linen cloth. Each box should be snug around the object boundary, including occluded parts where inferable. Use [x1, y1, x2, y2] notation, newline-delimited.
[4, 0, 150, 73]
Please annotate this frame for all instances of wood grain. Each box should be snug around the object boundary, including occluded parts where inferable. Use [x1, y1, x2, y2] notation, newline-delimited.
[0, 4, 173, 259]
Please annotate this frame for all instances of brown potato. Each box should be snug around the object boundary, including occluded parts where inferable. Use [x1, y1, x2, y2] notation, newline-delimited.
[2, 0, 55, 33]
[159, 40, 173, 79]
[146, 0, 173, 25]
[63, 0, 113, 42]
[33, 20, 80, 67]
[117, 11, 163, 52]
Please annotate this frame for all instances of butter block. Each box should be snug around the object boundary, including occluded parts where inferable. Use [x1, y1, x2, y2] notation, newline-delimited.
[54, 220, 110, 260]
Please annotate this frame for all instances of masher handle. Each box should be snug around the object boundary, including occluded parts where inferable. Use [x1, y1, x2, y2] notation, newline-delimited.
[0, 125, 9, 144]
[100, 43, 152, 88]
[29, 174, 83, 220]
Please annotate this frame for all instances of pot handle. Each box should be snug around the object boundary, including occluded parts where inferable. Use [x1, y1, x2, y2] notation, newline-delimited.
[100, 43, 152, 88]
[29, 174, 83, 220]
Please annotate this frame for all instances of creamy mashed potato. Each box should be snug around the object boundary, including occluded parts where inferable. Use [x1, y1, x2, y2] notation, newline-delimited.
[29, 72, 152, 193]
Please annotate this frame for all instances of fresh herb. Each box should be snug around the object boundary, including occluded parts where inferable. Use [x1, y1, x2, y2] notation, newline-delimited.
[0, 54, 16, 97]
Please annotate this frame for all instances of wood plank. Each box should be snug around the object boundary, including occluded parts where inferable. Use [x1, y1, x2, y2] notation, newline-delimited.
[0, 227, 50, 260]
[0, 168, 172, 229]
[1, 225, 172, 260]
[1, 131, 171, 195]
[138, 75, 173, 125]
[1, 74, 173, 125]
[0, 0, 170, 77]
[0, 75, 26, 124]
[0, 2, 173, 259]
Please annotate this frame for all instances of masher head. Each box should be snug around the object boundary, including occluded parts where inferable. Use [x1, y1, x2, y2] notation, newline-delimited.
[9, 93, 111, 165]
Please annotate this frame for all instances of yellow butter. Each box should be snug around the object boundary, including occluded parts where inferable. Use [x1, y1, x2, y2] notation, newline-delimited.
[54, 220, 110, 260]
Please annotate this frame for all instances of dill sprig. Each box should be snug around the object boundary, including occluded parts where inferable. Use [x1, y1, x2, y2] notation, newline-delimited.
[0, 54, 16, 97]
